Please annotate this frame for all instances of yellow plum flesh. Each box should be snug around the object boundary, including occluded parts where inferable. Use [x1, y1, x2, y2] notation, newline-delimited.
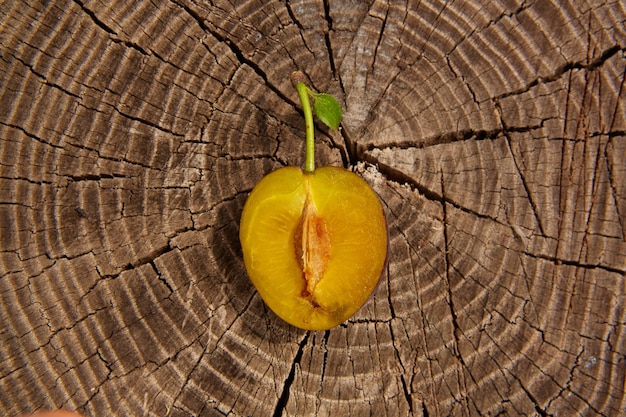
[239, 166, 388, 330]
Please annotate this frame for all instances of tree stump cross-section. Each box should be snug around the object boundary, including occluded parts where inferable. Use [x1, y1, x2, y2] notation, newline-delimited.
[0, 1, 624, 416]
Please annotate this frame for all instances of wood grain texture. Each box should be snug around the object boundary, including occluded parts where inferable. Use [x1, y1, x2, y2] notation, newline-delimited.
[1, 0, 624, 416]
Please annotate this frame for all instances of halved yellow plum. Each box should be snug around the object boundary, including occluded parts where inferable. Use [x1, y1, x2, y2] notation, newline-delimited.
[239, 166, 388, 330]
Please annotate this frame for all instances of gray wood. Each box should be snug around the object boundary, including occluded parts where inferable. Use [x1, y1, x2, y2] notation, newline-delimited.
[1, 0, 624, 416]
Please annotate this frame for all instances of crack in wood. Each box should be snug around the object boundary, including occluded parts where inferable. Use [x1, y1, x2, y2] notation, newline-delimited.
[517, 378, 551, 417]
[72, 0, 117, 35]
[370, 1, 390, 78]
[272, 332, 309, 417]
[369, 150, 504, 227]
[498, 107, 547, 236]
[440, 169, 473, 415]
[173, 0, 294, 108]
[364, 127, 505, 154]
[399, 374, 413, 414]
[322, 0, 337, 79]
[525, 251, 625, 275]
[495, 45, 623, 101]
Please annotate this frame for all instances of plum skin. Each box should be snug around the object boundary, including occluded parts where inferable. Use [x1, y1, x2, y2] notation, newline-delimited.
[239, 166, 388, 330]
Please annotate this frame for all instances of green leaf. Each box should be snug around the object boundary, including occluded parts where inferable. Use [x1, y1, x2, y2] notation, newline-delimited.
[312, 93, 342, 130]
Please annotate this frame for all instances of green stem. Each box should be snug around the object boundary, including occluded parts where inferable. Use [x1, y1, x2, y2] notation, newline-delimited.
[291, 71, 315, 173]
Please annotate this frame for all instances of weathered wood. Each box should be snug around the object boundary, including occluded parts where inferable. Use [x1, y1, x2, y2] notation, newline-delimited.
[1, 0, 624, 416]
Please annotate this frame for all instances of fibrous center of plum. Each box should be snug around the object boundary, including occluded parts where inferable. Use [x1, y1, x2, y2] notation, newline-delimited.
[294, 194, 331, 302]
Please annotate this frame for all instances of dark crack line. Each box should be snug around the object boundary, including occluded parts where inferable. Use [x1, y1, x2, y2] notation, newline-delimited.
[72, 0, 117, 35]
[370, 153, 504, 229]
[526, 251, 625, 275]
[284, 0, 305, 31]
[173, 0, 293, 108]
[399, 374, 413, 414]
[319, 330, 330, 386]
[5, 120, 166, 177]
[63, 132, 162, 171]
[517, 378, 551, 417]
[66, 173, 133, 182]
[338, 118, 358, 167]
[322, 0, 337, 79]
[446, 54, 478, 105]
[97, 243, 173, 280]
[384, 264, 396, 321]
[355, 2, 403, 140]
[556, 70, 575, 260]
[495, 45, 623, 101]
[579, 130, 607, 266]
[12, 54, 81, 99]
[370, 1, 390, 75]
[606, 62, 626, 239]
[168, 336, 213, 414]
[283, 0, 318, 70]
[272, 332, 309, 417]
[75, 0, 198, 90]
[2, 122, 65, 149]
[365, 127, 506, 154]
[498, 111, 547, 236]
[311, 330, 330, 413]
[440, 170, 471, 413]
[387, 311, 414, 412]
[111, 104, 185, 138]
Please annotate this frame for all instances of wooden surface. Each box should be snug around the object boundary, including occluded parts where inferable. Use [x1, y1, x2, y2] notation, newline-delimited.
[1, 1, 625, 416]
